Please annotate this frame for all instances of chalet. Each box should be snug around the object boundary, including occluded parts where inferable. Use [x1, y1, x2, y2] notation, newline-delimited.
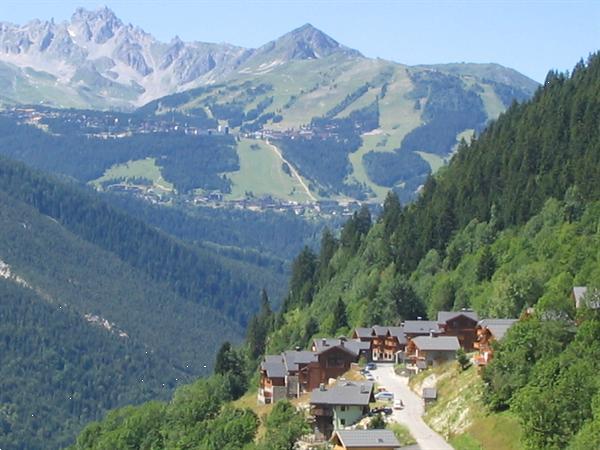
[370, 326, 406, 362]
[308, 338, 369, 390]
[258, 355, 287, 404]
[352, 326, 407, 362]
[474, 319, 518, 367]
[406, 335, 460, 369]
[330, 430, 401, 450]
[282, 349, 319, 397]
[310, 380, 374, 439]
[437, 310, 479, 350]
[258, 338, 368, 404]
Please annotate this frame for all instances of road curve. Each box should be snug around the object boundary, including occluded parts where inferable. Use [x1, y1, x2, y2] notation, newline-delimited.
[372, 364, 453, 450]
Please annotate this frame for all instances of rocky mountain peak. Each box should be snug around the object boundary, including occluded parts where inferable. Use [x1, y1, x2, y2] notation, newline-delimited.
[254, 23, 362, 61]
[71, 6, 123, 44]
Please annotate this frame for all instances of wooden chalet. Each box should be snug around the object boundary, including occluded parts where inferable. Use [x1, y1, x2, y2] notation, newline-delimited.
[437, 310, 479, 350]
[308, 338, 369, 390]
[258, 355, 287, 404]
[369, 326, 406, 362]
[352, 326, 408, 362]
[406, 335, 460, 369]
[474, 319, 517, 367]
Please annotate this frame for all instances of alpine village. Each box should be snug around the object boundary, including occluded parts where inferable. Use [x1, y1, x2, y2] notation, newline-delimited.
[0, 5, 599, 450]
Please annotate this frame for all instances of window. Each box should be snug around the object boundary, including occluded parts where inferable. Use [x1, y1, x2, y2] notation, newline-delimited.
[340, 405, 346, 411]
[340, 419, 346, 426]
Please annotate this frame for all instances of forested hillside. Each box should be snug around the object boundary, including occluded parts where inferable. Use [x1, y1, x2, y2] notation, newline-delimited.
[0, 155, 292, 448]
[0, 279, 182, 450]
[71, 53, 599, 450]
[265, 53, 600, 448]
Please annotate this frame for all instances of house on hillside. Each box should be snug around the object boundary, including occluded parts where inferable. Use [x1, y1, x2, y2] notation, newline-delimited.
[308, 338, 370, 390]
[258, 355, 287, 404]
[369, 326, 407, 362]
[406, 335, 460, 369]
[437, 310, 479, 350]
[474, 319, 518, 367]
[310, 380, 374, 439]
[282, 349, 319, 398]
[258, 338, 368, 404]
[330, 429, 401, 450]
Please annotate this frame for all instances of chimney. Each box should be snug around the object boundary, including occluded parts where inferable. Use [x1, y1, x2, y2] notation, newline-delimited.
[322, 338, 327, 346]
[429, 330, 435, 337]
[319, 383, 326, 391]
[417, 316, 422, 321]
[360, 384, 369, 394]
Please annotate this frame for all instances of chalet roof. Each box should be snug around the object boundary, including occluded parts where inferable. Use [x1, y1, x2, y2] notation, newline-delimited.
[372, 325, 389, 336]
[402, 320, 441, 335]
[437, 310, 479, 324]
[311, 380, 374, 406]
[422, 387, 437, 399]
[313, 338, 368, 356]
[412, 335, 460, 352]
[260, 355, 286, 378]
[478, 319, 518, 340]
[353, 327, 374, 339]
[331, 429, 401, 448]
[282, 350, 317, 372]
[387, 326, 406, 343]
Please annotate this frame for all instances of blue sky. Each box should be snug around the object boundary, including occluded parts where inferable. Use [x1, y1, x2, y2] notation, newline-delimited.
[1, 0, 598, 82]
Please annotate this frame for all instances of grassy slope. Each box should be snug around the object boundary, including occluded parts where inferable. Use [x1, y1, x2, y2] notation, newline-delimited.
[226, 138, 312, 202]
[410, 363, 522, 450]
[143, 56, 523, 202]
[91, 157, 174, 191]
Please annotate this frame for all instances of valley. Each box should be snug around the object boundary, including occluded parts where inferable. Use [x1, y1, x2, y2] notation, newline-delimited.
[0, 4, 596, 450]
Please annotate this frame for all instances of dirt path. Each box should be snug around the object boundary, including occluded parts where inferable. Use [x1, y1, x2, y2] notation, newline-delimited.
[373, 364, 453, 450]
[265, 140, 317, 202]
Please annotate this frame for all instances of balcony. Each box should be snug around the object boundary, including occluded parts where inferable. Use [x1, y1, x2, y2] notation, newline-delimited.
[311, 406, 333, 417]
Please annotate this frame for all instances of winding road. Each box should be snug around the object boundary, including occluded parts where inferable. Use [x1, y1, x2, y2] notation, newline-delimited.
[372, 364, 453, 450]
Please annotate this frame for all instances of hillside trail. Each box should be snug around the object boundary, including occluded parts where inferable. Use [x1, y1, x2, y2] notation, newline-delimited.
[265, 140, 317, 202]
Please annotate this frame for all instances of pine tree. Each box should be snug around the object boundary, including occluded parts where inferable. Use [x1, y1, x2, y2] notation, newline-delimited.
[476, 246, 496, 282]
[332, 297, 348, 331]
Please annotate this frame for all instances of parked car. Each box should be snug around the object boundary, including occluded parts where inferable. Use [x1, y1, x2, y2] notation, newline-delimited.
[365, 373, 375, 381]
[369, 406, 393, 416]
[393, 399, 404, 409]
[366, 362, 377, 370]
[374, 391, 394, 401]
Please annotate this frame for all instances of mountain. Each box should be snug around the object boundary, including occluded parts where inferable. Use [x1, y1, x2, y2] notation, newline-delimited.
[0, 10, 360, 108]
[0, 8, 540, 203]
[0, 154, 294, 448]
[70, 53, 600, 450]
[0, 8, 535, 110]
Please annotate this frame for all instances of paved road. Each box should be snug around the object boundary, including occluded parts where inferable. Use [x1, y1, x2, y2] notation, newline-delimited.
[371, 364, 453, 450]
